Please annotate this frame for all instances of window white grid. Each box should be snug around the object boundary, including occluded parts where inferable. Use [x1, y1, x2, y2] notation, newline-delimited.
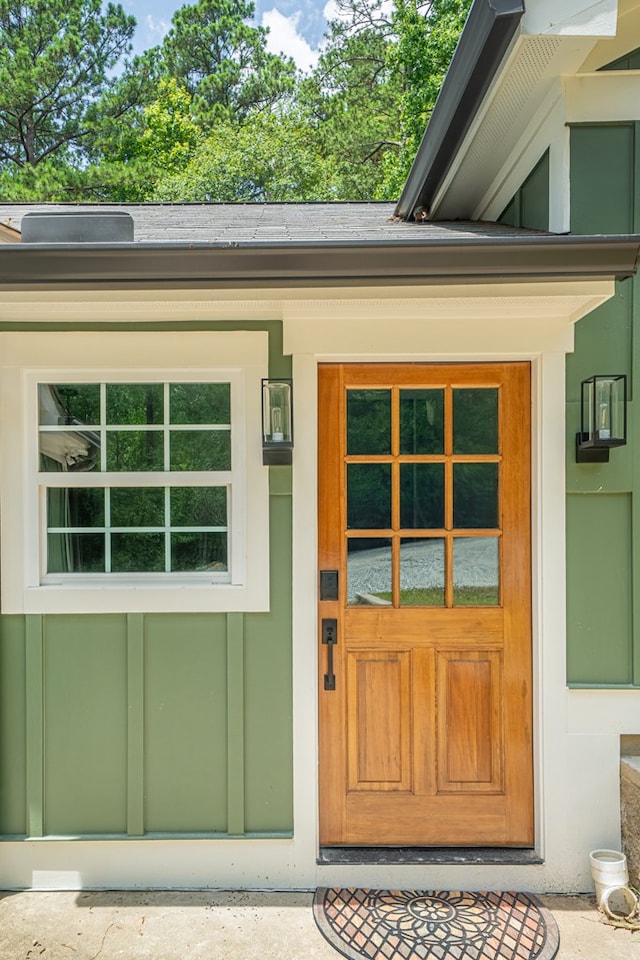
[44, 485, 230, 576]
[35, 372, 242, 586]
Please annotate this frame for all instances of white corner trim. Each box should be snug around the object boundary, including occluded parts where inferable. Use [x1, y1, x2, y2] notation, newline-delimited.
[567, 688, 640, 734]
[565, 71, 640, 121]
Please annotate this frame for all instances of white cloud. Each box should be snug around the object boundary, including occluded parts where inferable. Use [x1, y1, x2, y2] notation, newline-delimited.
[262, 8, 320, 73]
[322, 0, 343, 22]
[145, 14, 171, 42]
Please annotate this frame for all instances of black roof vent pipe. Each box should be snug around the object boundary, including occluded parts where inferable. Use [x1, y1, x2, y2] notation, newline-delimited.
[21, 210, 134, 243]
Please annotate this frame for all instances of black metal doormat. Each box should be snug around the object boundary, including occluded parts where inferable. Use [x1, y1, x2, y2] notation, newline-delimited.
[313, 888, 560, 960]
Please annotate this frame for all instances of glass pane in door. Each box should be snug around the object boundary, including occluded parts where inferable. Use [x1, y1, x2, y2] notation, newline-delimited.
[453, 388, 499, 453]
[347, 389, 391, 455]
[400, 538, 445, 606]
[347, 538, 392, 605]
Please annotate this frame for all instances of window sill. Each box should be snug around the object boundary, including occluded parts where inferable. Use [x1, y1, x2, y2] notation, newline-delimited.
[15, 581, 270, 615]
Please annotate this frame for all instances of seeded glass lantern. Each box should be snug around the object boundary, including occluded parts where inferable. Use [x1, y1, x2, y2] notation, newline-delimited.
[576, 375, 627, 462]
[262, 379, 293, 465]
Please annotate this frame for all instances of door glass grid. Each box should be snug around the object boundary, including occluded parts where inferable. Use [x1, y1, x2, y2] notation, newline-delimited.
[346, 384, 501, 607]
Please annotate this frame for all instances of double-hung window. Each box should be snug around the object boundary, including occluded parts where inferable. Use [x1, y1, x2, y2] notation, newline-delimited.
[40, 379, 233, 580]
[1, 332, 270, 614]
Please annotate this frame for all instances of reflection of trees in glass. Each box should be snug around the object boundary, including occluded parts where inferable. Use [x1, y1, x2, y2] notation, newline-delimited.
[400, 463, 444, 528]
[453, 389, 498, 453]
[111, 488, 163, 526]
[107, 430, 164, 471]
[107, 384, 163, 424]
[171, 487, 226, 526]
[454, 464, 498, 528]
[400, 389, 444, 454]
[53, 384, 100, 423]
[347, 390, 391, 455]
[170, 431, 231, 471]
[172, 532, 227, 571]
[347, 463, 391, 529]
[170, 383, 230, 423]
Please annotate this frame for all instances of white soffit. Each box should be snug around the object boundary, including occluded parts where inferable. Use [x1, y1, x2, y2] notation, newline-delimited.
[431, 0, 627, 220]
[0, 278, 614, 329]
[0, 281, 614, 327]
[282, 281, 614, 356]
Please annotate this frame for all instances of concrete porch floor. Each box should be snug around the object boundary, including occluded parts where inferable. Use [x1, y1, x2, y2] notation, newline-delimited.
[0, 890, 638, 960]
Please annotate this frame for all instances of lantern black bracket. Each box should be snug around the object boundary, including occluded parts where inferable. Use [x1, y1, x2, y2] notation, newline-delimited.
[575, 434, 612, 463]
[262, 378, 293, 466]
[575, 374, 627, 464]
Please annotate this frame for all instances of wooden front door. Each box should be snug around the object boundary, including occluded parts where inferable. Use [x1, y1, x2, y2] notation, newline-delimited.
[318, 363, 533, 847]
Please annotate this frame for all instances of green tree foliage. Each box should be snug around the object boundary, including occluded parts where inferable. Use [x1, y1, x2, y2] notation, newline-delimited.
[0, 0, 472, 202]
[297, 0, 471, 200]
[0, 0, 138, 170]
[159, 0, 296, 125]
[89, 78, 202, 200]
[154, 110, 331, 201]
[381, 0, 472, 194]
[298, 0, 401, 200]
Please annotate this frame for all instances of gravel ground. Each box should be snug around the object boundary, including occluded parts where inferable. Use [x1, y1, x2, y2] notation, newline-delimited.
[348, 536, 498, 602]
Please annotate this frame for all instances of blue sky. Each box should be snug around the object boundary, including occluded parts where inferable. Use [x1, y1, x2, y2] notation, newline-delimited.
[121, 0, 334, 72]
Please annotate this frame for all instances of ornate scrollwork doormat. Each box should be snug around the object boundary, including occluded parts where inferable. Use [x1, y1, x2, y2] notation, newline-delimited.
[313, 888, 560, 960]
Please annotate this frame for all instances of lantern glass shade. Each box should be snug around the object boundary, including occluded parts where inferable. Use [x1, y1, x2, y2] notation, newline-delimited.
[576, 375, 627, 462]
[262, 379, 293, 464]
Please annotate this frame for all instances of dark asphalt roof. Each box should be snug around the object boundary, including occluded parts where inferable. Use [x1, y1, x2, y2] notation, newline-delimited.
[0, 202, 638, 287]
[0, 202, 543, 244]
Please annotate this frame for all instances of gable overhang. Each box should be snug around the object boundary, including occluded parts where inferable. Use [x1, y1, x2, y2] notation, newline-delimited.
[395, 0, 526, 221]
[396, 0, 631, 222]
[0, 234, 638, 289]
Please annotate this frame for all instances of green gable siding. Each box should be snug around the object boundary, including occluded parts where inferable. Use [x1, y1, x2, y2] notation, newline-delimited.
[567, 123, 640, 687]
[499, 151, 550, 230]
[0, 321, 294, 840]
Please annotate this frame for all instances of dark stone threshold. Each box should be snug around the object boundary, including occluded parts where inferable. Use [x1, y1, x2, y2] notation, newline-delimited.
[317, 847, 543, 866]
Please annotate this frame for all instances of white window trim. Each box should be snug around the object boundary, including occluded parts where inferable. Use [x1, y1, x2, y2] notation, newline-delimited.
[0, 331, 270, 614]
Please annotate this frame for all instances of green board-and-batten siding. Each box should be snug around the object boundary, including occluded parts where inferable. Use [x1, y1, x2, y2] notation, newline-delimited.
[0, 320, 293, 840]
[567, 122, 640, 687]
[498, 151, 550, 231]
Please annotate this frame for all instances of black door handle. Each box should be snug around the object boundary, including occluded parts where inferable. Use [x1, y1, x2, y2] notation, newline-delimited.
[322, 618, 337, 691]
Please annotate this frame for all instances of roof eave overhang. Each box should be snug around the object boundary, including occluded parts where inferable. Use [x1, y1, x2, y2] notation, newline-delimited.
[394, 0, 525, 222]
[0, 236, 638, 288]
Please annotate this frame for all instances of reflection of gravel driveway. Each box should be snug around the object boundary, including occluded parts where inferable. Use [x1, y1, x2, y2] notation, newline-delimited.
[347, 537, 498, 602]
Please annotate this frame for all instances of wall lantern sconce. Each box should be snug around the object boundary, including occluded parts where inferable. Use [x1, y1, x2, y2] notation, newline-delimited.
[576, 375, 627, 463]
[262, 379, 293, 465]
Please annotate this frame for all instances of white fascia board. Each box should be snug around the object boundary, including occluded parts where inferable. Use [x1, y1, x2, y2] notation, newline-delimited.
[565, 71, 640, 120]
[522, 0, 619, 37]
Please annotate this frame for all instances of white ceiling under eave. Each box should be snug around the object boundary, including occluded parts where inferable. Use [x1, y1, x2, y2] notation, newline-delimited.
[430, 0, 640, 222]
